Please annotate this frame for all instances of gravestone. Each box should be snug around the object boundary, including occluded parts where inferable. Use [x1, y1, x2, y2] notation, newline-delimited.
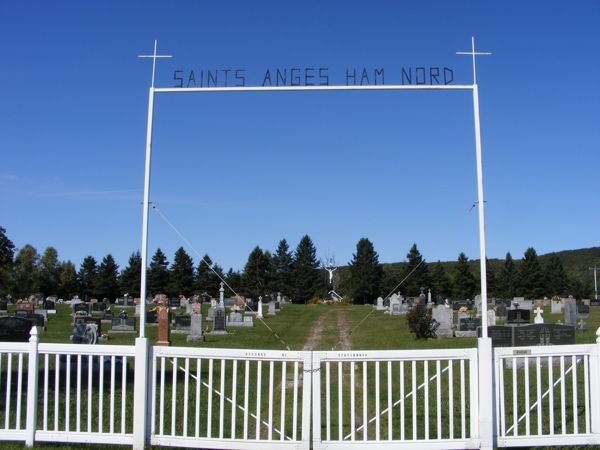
[551, 300, 563, 314]
[173, 315, 191, 334]
[168, 297, 180, 309]
[71, 320, 98, 344]
[187, 312, 204, 343]
[268, 302, 276, 316]
[207, 306, 215, 322]
[513, 324, 575, 346]
[16, 300, 35, 315]
[432, 305, 453, 338]
[563, 298, 577, 327]
[211, 309, 227, 335]
[274, 301, 281, 311]
[246, 298, 256, 313]
[146, 310, 158, 325]
[391, 303, 401, 316]
[507, 309, 530, 326]
[496, 304, 507, 319]
[30, 313, 46, 330]
[487, 309, 496, 326]
[0, 316, 32, 342]
[243, 315, 254, 327]
[156, 307, 170, 346]
[376, 297, 385, 310]
[257, 297, 264, 319]
[110, 311, 135, 333]
[459, 317, 481, 331]
[482, 326, 514, 347]
[591, 298, 600, 307]
[91, 302, 106, 312]
[577, 304, 590, 319]
[228, 312, 244, 328]
[43, 299, 56, 311]
[458, 311, 469, 320]
[519, 300, 534, 311]
[533, 306, 544, 324]
[101, 308, 114, 323]
[73, 302, 90, 315]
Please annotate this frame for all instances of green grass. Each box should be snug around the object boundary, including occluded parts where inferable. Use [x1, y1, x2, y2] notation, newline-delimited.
[2, 303, 600, 449]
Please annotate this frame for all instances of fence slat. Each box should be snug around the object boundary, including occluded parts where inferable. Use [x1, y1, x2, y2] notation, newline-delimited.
[109, 355, 115, 434]
[363, 361, 368, 441]
[449, 360, 453, 440]
[560, 356, 566, 435]
[536, 356, 542, 436]
[219, 359, 226, 439]
[350, 361, 355, 441]
[195, 358, 201, 438]
[524, 356, 530, 436]
[436, 360, 441, 439]
[424, 360, 429, 440]
[87, 355, 92, 433]
[548, 356, 554, 435]
[121, 356, 127, 434]
[338, 361, 343, 441]
[5, 354, 12, 429]
[66, 354, 71, 432]
[207, 358, 213, 439]
[412, 360, 417, 440]
[268, 360, 274, 441]
[183, 358, 189, 437]
[99, 354, 104, 433]
[512, 357, 517, 437]
[43, 354, 49, 431]
[232, 359, 238, 440]
[326, 361, 330, 441]
[280, 361, 286, 441]
[255, 360, 261, 440]
[76, 354, 81, 432]
[172, 357, 178, 436]
[460, 359, 465, 440]
[400, 360, 405, 441]
[374, 361, 379, 441]
[292, 361, 298, 441]
[243, 360, 249, 440]
[387, 361, 392, 440]
[572, 355, 578, 434]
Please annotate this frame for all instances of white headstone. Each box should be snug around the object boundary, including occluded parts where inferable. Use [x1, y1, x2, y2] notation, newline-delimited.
[257, 297, 264, 319]
[487, 309, 496, 326]
[534, 306, 544, 324]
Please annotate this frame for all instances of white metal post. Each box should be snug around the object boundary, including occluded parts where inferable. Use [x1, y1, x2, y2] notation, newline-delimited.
[472, 83, 489, 336]
[25, 327, 39, 447]
[132, 337, 150, 449]
[138, 87, 155, 338]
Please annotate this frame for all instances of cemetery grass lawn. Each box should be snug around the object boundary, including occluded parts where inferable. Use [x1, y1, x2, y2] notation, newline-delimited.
[36, 304, 600, 350]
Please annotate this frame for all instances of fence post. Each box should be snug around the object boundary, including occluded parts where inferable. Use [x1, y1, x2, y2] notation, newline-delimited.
[132, 337, 150, 449]
[478, 337, 494, 449]
[591, 328, 600, 436]
[25, 326, 39, 447]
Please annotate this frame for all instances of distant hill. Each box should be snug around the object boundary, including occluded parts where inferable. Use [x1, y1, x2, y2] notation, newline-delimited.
[380, 246, 600, 284]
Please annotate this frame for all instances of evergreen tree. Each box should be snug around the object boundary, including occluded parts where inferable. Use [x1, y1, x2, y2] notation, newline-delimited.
[401, 244, 430, 296]
[119, 251, 141, 297]
[519, 247, 545, 298]
[147, 248, 169, 296]
[485, 258, 499, 298]
[0, 226, 15, 296]
[169, 247, 195, 296]
[499, 252, 518, 299]
[57, 261, 78, 299]
[39, 247, 60, 296]
[13, 244, 40, 298]
[95, 254, 120, 300]
[225, 268, 243, 294]
[194, 254, 213, 295]
[208, 263, 226, 296]
[430, 261, 451, 300]
[453, 252, 477, 299]
[78, 256, 98, 300]
[291, 235, 321, 303]
[379, 265, 405, 298]
[242, 246, 271, 299]
[544, 253, 569, 297]
[271, 239, 294, 295]
[348, 238, 383, 304]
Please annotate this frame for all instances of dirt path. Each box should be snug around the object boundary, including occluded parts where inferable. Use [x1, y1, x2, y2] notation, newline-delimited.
[302, 307, 352, 351]
[302, 313, 329, 351]
[334, 309, 351, 350]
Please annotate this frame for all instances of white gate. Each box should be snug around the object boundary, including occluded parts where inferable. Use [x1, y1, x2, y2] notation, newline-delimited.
[311, 348, 480, 449]
[494, 343, 600, 447]
[149, 346, 312, 449]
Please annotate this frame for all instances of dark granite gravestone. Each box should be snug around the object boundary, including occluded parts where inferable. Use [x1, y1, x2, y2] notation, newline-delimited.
[174, 315, 191, 332]
[168, 297, 181, 308]
[416, 302, 426, 317]
[102, 309, 114, 321]
[246, 299, 256, 312]
[383, 298, 390, 307]
[459, 317, 481, 331]
[496, 304, 508, 318]
[0, 316, 32, 342]
[577, 304, 590, 318]
[71, 320, 98, 344]
[513, 324, 575, 347]
[15, 309, 32, 318]
[73, 302, 90, 315]
[274, 301, 281, 311]
[31, 313, 46, 328]
[146, 311, 158, 324]
[0, 300, 8, 311]
[92, 302, 107, 312]
[213, 308, 226, 332]
[43, 299, 55, 310]
[507, 309, 530, 325]
[591, 299, 600, 306]
[480, 326, 513, 347]
[110, 311, 135, 332]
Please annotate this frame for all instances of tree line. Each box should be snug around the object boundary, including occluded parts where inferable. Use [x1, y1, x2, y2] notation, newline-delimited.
[0, 226, 593, 303]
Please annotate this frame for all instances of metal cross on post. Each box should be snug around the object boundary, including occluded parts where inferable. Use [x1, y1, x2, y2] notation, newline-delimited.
[456, 36, 492, 85]
[138, 40, 172, 88]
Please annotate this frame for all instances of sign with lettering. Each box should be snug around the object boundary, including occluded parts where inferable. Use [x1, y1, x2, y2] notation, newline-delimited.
[173, 66, 455, 88]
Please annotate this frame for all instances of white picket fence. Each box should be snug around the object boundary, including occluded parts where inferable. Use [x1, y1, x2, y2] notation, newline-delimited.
[1, 327, 600, 449]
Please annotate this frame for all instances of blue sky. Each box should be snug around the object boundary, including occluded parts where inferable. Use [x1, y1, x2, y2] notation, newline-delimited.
[1, 1, 599, 272]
